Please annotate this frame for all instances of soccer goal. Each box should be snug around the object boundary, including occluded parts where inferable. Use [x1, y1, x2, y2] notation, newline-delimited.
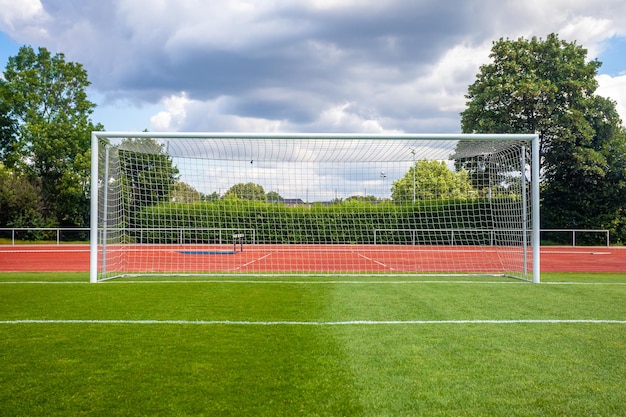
[90, 132, 540, 282]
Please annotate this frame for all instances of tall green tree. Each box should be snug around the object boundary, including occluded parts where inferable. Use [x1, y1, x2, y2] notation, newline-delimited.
[0, 46, 102, 226]
[118, 137, 180, 227]
[170, 181, 202, 203]
[460, 34, 626, 242]
[0, 85, 17, 162]
[266, 190, 284, 203]
[0, 162, 44, 230]
[391, 160, 473, 203]
[224, 182, 267, 201]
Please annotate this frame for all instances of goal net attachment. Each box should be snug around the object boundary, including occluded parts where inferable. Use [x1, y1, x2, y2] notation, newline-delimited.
[90, 132, 540, 282]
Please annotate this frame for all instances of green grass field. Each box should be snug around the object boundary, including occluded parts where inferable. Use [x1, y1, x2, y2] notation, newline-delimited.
[1, 272, 624, 416]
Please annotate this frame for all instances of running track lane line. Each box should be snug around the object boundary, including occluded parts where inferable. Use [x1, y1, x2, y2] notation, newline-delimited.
[356, 252, 394, 271]
[233, 252, 274, 271]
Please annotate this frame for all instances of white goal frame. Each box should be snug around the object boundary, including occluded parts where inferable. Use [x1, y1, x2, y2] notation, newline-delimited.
[90, 132, 540, 283]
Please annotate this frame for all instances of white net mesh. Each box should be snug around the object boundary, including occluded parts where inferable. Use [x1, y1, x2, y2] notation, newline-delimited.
[94, 133, 536, 281]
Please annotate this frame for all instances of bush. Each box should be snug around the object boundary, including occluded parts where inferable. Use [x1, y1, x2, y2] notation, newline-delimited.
[134, 198, 519, 245]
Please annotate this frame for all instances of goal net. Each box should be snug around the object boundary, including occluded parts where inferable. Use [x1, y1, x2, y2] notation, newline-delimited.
[90, 132, 539, 282]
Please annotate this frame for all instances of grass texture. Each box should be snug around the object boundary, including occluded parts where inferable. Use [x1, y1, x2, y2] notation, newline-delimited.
[0, 272, 624, 416]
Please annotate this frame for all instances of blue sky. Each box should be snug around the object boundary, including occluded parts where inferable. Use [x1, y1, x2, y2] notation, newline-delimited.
[597, 36, 626, 76]
[1, 0, 625, 133]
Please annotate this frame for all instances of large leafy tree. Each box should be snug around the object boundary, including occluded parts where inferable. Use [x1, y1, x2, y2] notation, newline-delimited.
[460, 34, 626, 241]
[170, 181, 202, 204]
[224, 182, 267, 201]
[0, 86, 17, 162]
[0, 46, 102, 226]
[391, 160, 473, 203]
[118, 137, 180, 227]
[266, 190, 284, 203]
[0, 162, 44, 229]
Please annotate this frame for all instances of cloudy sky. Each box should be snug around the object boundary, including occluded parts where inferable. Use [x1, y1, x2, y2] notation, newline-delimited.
[0, 0, 625, 135]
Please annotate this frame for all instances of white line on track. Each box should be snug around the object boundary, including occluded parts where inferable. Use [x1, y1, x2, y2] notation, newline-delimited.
[0, 249, 89, 253]
[0, 319, 624, 325]
[356, 253, 394, 271]
[542, 251, 611, 255]
[233, 252, 273, 270]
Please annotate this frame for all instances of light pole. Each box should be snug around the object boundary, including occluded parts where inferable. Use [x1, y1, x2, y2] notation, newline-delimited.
[410, 148, 416, 203]
[380, 171, 386, 200]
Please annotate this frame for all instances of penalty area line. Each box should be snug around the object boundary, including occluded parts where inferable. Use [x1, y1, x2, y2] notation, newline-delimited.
[1, 319, 624, 325]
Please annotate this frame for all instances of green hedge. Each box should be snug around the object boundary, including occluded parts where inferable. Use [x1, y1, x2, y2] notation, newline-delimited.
[134, 198, 521, 245]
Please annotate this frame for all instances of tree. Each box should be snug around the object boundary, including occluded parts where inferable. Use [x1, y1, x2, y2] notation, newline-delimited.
[345, 195, 379, 203]
[266, 191, 283, 203]
[118, 137, 179, 226]
[201, 191, 221, 202]
[0, 162, 45, 230]
[224, 182, 267, 201]
[391, 160, 473, 203]
[460, 34, 626, 241]
[0, 86, 17, 162]
[171, 181, 201, 203]
[0, 46, 102, 226]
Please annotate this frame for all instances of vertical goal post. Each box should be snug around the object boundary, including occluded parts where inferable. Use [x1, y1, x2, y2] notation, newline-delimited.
[90, 132, 540, 283]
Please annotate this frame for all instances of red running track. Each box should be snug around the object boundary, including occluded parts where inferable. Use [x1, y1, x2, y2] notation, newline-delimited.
[0, 245, 624, 274]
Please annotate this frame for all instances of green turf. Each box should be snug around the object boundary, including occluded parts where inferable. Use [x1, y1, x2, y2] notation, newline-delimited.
[0, 272, 624, 416]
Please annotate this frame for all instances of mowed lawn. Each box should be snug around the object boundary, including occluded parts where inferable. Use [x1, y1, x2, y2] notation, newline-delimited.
[0, 272, 624, 416]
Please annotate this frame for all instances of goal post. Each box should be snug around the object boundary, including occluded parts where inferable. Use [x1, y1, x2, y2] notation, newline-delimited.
[90, 132, 540, 282]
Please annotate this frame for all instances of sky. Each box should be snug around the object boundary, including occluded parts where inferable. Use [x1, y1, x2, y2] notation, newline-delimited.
[1, 0, 625, 136]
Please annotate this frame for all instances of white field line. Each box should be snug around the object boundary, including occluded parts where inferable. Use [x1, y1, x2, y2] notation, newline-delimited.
[0, 319, 624, 325]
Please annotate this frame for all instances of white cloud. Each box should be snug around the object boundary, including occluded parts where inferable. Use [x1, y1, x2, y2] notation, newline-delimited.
[150, 92, 192, 131]
[0, 0, 44, 27]
[2, 0, 626, 133]
[415, 42, 492, 113]
[0, 0, 49, 38]
[211, 115, 284, 133]
[115, 0, 312, 55]
[4, 0, 626, 205]
[308, 0, 368, 10]
[597, 74, 626, 124]
[312, 102, 389, 133]
[149, 92, 286, 132]
[559, 16, 616, 58]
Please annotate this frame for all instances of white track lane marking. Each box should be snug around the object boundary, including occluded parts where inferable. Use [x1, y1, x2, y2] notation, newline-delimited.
[356, 253, 394, 271]
[542, 251, 611, 255]
[233, 252, 273, 270]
